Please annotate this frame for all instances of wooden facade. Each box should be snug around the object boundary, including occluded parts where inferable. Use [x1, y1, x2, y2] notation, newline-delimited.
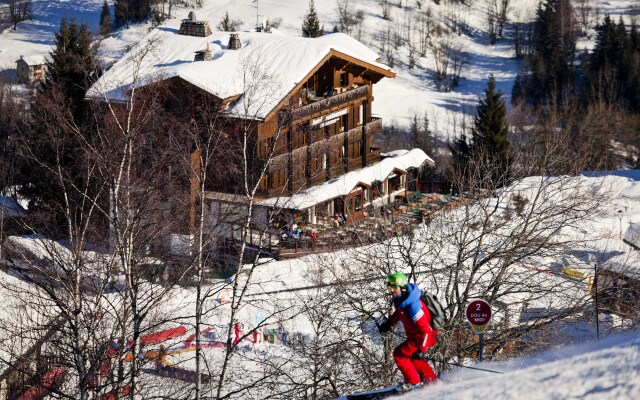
[256, 53, 392, 196]
[108, 33, 395, 236]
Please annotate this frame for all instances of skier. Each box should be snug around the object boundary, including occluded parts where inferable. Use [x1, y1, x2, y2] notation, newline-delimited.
[378, 273, 438, 393]
[233, 321, 242, 345]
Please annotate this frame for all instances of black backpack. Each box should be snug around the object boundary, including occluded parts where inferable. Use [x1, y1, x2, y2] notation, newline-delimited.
[420, 292, 447, 331]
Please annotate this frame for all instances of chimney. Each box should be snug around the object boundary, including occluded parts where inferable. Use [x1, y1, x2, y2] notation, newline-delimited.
[194, 43, 212, 62]
[179, 11, 212, 37]
[227, 34, 242, 50]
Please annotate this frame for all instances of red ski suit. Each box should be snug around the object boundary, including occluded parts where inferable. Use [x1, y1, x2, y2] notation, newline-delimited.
[388, 284, 438, 385]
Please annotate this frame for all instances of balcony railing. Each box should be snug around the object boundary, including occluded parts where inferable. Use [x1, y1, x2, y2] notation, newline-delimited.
[280, 85, 370, 124]
[368, 117, 382, 134]
[268, 119, 382, 168]
[366, 148, 382, 165]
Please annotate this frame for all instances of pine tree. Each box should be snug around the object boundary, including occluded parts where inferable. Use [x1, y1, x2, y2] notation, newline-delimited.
[114, 0, 128, 27]
[630, 20, 640, 51]
[526, 0, 579, 106]
[99, 0, 112, 36]
[302, 0, 324, 38]
[511, 73, 524, 105]
[217, 11, 241, 32]
[411, 113, 434, 156]
[448, 133, 471, 193]
[114, 0, 150, 27]
[470, 75, 511, 186]
[37, 17, 101, 126]
[23, 18, 102, 221]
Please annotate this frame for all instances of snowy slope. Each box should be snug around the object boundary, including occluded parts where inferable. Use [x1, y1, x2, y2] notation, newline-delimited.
[0, 0, 104, 70]
[338, 333, 640, 400]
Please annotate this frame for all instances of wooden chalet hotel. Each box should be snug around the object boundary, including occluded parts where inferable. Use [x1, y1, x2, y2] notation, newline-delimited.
[88, 13, 433, 250]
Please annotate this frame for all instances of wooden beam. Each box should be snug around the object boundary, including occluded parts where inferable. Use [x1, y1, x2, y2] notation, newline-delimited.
[332, 58, 350, 70]
[331, 49, 396, 79]
[352, 65, 368, 77]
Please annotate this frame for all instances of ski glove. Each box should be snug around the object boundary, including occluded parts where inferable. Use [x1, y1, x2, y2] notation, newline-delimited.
[378, 320, 392, 334]
[411, 351, 428, 361]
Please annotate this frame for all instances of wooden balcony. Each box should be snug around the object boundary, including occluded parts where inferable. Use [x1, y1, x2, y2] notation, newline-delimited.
[268, 119, 382, 169]
[366, 147, 381, 165]
[279, 85, 369, 124]
[368, 117, 382, 134]
[348, 157, 363, 170]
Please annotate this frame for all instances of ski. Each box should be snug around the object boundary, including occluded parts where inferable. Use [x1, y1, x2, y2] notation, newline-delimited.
[346, 386, 398, 400]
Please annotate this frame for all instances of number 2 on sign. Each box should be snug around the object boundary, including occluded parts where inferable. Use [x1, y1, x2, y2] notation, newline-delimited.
[476, 304, 481, 311]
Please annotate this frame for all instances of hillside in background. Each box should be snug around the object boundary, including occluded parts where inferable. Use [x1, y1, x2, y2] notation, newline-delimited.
[1, 0, 638, 140]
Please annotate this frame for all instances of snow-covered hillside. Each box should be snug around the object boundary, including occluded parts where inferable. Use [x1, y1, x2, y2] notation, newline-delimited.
[338, 333, 640, 399]
[2, 0, 639, 136]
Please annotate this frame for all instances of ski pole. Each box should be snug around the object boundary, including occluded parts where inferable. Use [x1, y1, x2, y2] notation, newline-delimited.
[361, 309, 383, 329]
[384, 329, 503, 374]
[428, 358, 503, 374]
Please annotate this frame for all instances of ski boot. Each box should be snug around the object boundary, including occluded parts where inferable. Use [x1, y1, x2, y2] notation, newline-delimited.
[395, 381, 423, 393]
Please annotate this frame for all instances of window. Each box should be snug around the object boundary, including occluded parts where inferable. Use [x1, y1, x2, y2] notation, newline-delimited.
[307, 75, 317, 92]
[372, 181, 383, 199]
[258, 137, 275, 157]
[339, 72, 348, 87]
[389, 175, 401, 192]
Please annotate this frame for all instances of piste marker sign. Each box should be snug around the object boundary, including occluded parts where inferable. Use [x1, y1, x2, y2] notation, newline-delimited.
[465, 299, 492, 334]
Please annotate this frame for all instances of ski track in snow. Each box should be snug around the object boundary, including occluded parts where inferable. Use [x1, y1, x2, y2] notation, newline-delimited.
[338, 334, 640, 400]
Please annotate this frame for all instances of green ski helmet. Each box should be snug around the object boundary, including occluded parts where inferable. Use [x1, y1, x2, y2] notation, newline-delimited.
[385, 273, 408, 287]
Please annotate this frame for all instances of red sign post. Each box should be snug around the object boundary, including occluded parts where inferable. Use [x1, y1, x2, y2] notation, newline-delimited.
[465, 299, 492, 362]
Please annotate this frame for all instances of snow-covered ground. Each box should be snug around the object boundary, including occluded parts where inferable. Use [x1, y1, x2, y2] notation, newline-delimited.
[338, 333, 640, 399]
[2, 0, 640, 397]
[2, 0, 639, 135]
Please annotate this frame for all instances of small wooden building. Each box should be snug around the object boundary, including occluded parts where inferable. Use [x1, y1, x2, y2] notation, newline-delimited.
[16, 55, 48, 85]
[597, 263, 640, 319]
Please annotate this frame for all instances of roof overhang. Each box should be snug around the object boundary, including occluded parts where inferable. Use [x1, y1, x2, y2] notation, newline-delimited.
[264, 48, 395, 122]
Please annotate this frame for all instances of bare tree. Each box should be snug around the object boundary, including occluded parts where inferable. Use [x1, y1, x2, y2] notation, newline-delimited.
[380, 0, 392, 20]
[487, 0, 498, 45]
[85, 37, 198, 397]
[575, 0, 594, 31]
[0, 77, 134, 399]
[415, 6, 434, 57]
[430, 30, 466, 91]
[496, 0, 510, 38]
[486, 0, 509, 44]
[4, 0, 32, 30]
[442, 0, 470, 35]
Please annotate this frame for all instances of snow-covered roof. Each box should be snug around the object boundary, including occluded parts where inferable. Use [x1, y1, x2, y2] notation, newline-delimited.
[87, 28, 393, 120]
[16, 54, 47, 66]
[259, 148, 434, 210]
[0, 196, 25, 217]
